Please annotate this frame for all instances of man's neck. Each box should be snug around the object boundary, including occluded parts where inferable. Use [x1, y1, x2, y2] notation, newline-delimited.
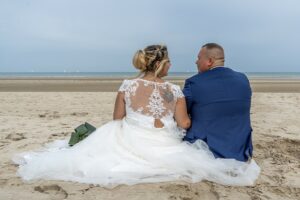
[209, 65, 225, 70]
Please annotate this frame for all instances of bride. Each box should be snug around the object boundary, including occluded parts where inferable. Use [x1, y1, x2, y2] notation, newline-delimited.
[12, 45, 260, 188]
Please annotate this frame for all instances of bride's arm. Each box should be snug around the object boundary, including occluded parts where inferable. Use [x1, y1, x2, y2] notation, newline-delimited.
[113, 92, 126, 120]
[174, 97, 191, 129]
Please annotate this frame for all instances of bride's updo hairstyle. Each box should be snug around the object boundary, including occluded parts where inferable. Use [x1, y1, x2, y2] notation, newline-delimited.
[133, 45, 169, 77]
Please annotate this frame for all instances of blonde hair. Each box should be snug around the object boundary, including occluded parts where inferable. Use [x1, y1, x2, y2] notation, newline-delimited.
[132, 45, 169, 77]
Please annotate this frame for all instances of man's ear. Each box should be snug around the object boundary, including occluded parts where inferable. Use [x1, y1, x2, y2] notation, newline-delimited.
[208, 58, 214, 67]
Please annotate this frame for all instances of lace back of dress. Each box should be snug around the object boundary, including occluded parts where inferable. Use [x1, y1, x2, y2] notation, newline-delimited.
[119, 79, 182, 128]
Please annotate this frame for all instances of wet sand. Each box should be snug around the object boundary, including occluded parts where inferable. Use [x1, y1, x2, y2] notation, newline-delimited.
[1, 78, 300, 92]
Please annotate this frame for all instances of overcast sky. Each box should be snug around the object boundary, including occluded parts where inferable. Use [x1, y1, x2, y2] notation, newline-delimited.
[0, 0, 299, 72]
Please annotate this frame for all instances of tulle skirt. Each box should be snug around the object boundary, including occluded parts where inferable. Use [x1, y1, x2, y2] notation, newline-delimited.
[12, 118, 260, 188]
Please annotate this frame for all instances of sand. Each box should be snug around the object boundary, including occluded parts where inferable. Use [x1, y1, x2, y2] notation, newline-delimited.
[0, 78, 299, 200]
[1, 78, 300, 92]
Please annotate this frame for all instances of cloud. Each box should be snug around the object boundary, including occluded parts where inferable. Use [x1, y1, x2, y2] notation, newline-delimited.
[0, 0, 299, 72]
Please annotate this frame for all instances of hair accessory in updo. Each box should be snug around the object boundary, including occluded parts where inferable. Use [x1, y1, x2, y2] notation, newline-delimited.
[132, 44, 169, 77]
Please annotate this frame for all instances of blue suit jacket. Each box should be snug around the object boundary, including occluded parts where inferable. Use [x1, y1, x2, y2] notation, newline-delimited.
[183, 67, 253, 162]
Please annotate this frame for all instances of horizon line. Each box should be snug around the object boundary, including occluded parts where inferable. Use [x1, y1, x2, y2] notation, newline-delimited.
[1, 71, 300, 73]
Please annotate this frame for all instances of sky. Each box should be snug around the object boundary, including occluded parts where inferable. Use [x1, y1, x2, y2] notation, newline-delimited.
[0, 0, 299, 73]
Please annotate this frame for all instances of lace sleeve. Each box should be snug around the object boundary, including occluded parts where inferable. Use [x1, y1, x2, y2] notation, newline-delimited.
[118, 80, 131, 92]
[172, 85, 184, 99]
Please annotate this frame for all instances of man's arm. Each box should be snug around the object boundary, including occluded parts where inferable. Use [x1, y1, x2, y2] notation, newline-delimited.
[182, 79, 193, 114]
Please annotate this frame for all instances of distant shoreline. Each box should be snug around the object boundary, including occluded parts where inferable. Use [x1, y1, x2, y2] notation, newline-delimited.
[1, 77, 300, 81]
[1, 71, 300, 80]
[1, 78, 300, 92]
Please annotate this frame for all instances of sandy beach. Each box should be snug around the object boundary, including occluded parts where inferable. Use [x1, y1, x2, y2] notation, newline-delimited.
[1, 78, 300, 92]
[0, 78, 299, 200]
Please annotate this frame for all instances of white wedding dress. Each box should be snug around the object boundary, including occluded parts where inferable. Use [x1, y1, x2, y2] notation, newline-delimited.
[12, 78, 260, 188]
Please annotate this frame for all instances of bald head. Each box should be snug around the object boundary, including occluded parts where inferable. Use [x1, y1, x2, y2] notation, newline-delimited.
[196, 43, 226, 72]
[202, 43, 225, 66]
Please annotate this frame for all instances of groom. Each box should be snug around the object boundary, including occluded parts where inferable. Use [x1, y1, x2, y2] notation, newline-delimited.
[183, 43, 253, 162]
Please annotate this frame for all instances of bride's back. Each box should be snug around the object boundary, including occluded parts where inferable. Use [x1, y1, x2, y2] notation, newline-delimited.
[119, 78, 184, 128]
[113, 44, 190, 129]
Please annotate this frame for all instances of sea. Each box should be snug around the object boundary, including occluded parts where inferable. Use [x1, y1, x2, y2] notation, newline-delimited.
[1, 72, 300, 79]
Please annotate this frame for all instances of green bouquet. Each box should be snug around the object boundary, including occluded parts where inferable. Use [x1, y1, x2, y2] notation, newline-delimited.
[68, 122, 96, 146]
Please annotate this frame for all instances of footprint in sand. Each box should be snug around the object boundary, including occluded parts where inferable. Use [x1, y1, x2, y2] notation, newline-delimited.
[5, 133, 26, 141]
[17, 143, 28, 149]
[39, 112, 61, 119]
[162, 184, 191, 192]
[49, 113, 61, 119]
[34, 184, 68, 200]
[79, 186, 94, 194]
[255, 143, 264, 149]
[0, 140, 10, 148]
[168, 196, 193, 200]
[0, 179, 8, 186]
[70, 112, 89, 116]
[48, 132, 69, 140]
[39, 114, 47, 118]
[283, 138, 300, 160]
[161, 184, 219, 200]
